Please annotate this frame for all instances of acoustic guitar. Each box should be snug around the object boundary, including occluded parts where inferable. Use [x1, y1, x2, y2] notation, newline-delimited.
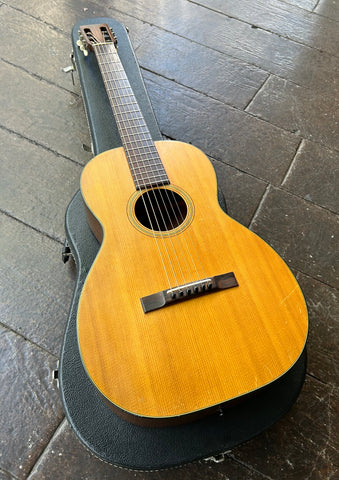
[76, 24, 308, 426]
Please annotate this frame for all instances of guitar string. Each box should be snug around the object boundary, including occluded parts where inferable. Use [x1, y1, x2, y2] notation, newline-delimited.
[103, 47, 208, 283]
[105, 57, 207, 286]
[95, 43, 180, 288]
[95, 42, 206, 288]
[96, 43, 206, 286]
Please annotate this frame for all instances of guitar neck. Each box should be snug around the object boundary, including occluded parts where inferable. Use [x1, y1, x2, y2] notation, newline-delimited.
[94, 43, 169, 190]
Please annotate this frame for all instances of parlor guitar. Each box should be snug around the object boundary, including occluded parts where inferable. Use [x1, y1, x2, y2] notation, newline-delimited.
[76, 24, 308, 426]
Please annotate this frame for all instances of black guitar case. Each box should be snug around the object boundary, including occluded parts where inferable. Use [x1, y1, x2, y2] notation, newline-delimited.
[59, 17, 307, 470]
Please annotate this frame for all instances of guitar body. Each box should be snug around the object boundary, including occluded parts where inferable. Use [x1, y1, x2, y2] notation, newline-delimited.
[78, 139, 308, 425]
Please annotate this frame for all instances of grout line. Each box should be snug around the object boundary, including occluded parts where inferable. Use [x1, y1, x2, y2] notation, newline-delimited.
[0, 56, 77, 96]
[279, 186, 339, 216]
[312, 0, 321, 12]
[0, 320, 59, 359]
[248, 184, 271, 230]
[0, 125, 85, 168]
[2, 2, 68, 36]
[244, 73, 271, 111]
[0, 467, 20, 480]
[296, 269, 339, 291]
[279, 0, 313, 12]
[26, 417, 66, 479]
[226, 453, 275, 480]
[306, 372, 330, 386]
[280, 137, 304, 186]
[0, 208, 65, 245]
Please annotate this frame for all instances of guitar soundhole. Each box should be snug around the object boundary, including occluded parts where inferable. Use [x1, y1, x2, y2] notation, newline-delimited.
[134, 188, 188, 232]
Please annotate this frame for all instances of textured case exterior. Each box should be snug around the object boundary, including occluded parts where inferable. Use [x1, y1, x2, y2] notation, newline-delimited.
[60, 17, 306, 470]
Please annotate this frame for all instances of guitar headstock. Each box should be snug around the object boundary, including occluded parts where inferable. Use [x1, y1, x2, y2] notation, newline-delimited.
[77, 24, 117, 56]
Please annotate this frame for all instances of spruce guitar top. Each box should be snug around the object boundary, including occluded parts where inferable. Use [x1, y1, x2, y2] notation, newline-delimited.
[76, 24, 308, 426]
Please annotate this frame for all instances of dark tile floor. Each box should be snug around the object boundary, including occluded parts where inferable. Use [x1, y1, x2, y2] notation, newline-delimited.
[0, 0, 338, 478]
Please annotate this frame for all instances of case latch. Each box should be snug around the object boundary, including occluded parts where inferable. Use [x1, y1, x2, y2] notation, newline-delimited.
[62, 52, 76, 85]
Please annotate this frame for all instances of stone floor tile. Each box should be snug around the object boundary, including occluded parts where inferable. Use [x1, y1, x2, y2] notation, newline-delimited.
[282, 140, 339, 214]
[136, 27, 268, 109]
[8, 0, 339, 94]
[0, 5, 74, 91]
[100, 0, 339, 93]
[231, 375, 339, 480]
[247, 75, 339, 151]
[143, 70, 299, 184]
[0, 61, 91, 164]
[0, 129, 82, 241]
[27, 420, 266, 480]
[251, 186, 339, 289]
[297, 273, 339, 387]
[0, 325, 64, 479]
[262, 0, 317, 9]
[212, 159, 267, 226]
[5, 0, 154, 51]
[315, 0, 339, 21]
[0, 213, 76, 356]
[196, 0, 339, 56]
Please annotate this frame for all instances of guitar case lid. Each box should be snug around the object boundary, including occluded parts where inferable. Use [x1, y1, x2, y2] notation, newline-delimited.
[60, 17, 306, 470]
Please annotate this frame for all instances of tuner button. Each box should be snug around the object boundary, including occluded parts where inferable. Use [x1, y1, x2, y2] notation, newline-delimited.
[76, 40, 82, 47]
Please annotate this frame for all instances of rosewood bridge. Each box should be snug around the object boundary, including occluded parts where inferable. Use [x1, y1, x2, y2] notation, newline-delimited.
[141, 272, 238, 313]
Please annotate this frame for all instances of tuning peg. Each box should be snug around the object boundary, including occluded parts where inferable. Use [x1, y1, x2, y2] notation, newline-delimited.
[76, 40, 89, 56]
[80, 45, 89, 56]
[110, 27, 118, 43]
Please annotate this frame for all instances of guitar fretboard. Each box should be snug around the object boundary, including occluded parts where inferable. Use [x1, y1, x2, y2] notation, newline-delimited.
[94, 43, 169, 190]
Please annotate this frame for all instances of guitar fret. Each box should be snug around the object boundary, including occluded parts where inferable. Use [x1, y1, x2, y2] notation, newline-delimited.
[132, 174, 168, 182]
[132, 170, 167, 177]
[120, 130, 151, 138]
[115, 112, 144, 119]
[128, 160, 165, 168]
[128, 151, 160, 158]
[132, 166, 165, 174]
[123, 141, 157, 149]
[128, 153, 161, 161]
[128, 158, 166, 169]
[123, 140, 153, 148]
